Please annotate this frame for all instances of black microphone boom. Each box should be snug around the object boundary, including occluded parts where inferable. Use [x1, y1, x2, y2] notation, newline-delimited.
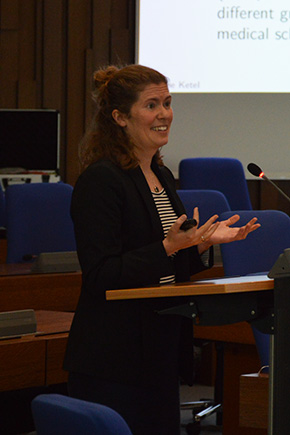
[247, 162, 290, 204]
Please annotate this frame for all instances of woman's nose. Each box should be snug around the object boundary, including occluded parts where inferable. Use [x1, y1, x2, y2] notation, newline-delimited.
[157, 105, 170, 119]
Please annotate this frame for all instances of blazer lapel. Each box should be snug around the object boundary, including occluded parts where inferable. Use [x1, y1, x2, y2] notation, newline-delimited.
[128, 166, 164, 238]
[152, 160, 186, 217]
[128, 160, 186, 239]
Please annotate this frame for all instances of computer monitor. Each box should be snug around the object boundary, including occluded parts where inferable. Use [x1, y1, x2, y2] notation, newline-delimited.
[0, 109, 60, 172]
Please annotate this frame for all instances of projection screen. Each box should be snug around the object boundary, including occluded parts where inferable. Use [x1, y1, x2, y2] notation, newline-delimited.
[136, 0, 290, 178]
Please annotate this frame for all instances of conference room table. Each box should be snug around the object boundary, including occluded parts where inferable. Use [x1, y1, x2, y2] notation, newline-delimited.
[0, 310, 74, 392]
[106, 275, 282, 435]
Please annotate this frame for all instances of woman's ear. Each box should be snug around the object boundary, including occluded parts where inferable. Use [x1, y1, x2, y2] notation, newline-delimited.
[112, 109, 127, 127]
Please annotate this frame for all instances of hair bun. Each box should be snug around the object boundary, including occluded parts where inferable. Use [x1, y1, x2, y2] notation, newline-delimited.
[93, 66, 119, 90]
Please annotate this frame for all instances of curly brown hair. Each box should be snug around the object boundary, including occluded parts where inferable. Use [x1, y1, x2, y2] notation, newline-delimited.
[79, 64, 168, 171]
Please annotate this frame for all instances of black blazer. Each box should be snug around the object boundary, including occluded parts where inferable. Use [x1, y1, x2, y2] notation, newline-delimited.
[63, 158, 212, 387]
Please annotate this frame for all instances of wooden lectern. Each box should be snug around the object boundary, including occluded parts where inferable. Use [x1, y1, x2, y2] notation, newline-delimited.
[106, 270, 290, 435]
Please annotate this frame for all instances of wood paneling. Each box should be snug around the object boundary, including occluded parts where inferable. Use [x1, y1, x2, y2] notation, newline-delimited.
[0, 0, 19, 29]
[248, 179, 290, 216]
[42, 0, 65, 110]
[66, 0, 91, 184]
[0, 0, 135, 185]
[18, 0, 36, 82]
[92, 0, 111, 65]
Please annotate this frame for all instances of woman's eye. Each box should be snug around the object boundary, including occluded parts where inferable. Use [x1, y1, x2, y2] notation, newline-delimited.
[147, 102, 155, 109]
[164, 101, 171, 109]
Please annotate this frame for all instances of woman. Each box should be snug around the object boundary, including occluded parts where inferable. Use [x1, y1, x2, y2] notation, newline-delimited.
[63, 64, 259, 434]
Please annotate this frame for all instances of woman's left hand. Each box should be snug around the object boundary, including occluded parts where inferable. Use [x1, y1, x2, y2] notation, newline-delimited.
[203, 214, 260, 246]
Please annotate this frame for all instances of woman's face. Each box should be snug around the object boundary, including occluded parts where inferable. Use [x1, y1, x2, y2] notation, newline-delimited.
[114, 83, 173, 154]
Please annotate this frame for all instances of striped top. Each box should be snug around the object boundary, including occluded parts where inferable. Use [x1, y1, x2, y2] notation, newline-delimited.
[152, 188, 178, 285]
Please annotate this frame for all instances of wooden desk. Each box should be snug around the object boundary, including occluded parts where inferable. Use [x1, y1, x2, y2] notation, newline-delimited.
[0, 264, 81, 312]
[0, 310, 74, 392]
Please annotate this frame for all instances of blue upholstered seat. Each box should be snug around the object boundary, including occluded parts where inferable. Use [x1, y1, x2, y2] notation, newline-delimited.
[177, 189, 230, 225]
[31, 394, 133, 435]
[5, 182, 76, 263]
[179, 157, 252, 211]
[220, 209, 290, 367]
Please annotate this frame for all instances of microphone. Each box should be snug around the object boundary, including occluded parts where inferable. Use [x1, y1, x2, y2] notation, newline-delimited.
[247, 163, 290, 204]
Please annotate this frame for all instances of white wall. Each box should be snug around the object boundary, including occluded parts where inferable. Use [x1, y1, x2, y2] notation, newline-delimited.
[163, 93, 290, 179]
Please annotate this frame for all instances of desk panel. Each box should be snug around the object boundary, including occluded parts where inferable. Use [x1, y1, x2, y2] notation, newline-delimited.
[46, 336, 69, 385]
[0, 311, 73, 392]
[0, 269, 81, 312]
[194, 321, 256, 345]
[0, 339, 46, 390]
[240, 373, 269, 430]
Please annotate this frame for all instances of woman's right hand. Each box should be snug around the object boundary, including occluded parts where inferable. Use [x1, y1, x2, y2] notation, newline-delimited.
[163, 207, 219, 256]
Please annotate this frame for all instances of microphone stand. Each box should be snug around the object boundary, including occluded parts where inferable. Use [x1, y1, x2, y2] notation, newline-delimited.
[248, 163, 290, 205]
[260, 174, 290, 204]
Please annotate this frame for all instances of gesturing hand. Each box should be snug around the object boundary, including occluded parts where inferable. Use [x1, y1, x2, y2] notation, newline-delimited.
[163, 207, 219, 256]
[206, 214, 260, 245]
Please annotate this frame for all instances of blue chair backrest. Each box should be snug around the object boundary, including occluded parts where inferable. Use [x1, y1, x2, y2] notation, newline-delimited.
[220, 209, 290, 367]
[220, 210, 290, 277]
[177, 189, 230, 225]
[31, 394, 133, 435]
[179, 157, 252, 211]
[5, 183, 76, 263]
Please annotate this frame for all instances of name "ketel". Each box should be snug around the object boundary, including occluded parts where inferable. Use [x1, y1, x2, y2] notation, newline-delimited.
[179, 81, 200, 89]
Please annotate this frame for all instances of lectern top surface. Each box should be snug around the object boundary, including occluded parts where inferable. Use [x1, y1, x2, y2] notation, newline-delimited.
[106, 274, 273, 300]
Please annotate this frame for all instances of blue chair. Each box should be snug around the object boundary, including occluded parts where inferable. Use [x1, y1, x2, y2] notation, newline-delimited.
[179, 157, 253, 211]
[177, 189, 230, 225]
[220, 209, 290, 367]
[31, 394, 133, 435]
[5, 183, 76, 263]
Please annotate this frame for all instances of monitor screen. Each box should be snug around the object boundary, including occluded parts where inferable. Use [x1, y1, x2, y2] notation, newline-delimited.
[0, 109, 60, 172]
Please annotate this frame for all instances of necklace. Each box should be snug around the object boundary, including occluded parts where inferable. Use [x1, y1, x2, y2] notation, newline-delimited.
[141, 166, 161, 193]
